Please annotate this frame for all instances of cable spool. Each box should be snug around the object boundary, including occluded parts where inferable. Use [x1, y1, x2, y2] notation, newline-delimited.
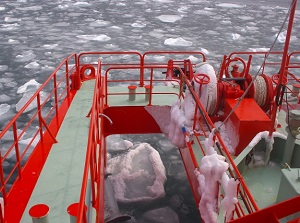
[253, 76, 267, 107]
[260, 74, 274, 111]
[194, 63, 218, 115]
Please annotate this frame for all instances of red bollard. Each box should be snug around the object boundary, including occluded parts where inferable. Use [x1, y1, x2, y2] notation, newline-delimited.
[67, 203, 87, 223]
[29, 204, 50, 223]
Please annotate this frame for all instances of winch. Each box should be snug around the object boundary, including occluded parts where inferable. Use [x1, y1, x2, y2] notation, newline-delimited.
[166, 56, 276, 155]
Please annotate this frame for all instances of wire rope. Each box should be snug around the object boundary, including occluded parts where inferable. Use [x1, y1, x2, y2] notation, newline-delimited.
[216, 0, 296, 131]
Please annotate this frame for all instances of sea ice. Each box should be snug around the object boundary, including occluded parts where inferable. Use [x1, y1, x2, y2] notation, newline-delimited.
[0, 104, 10, 116]
[153, 0, 174, 3]
[194, 10, 215, 16]
[43, 44, 58, 49]
[238, 16, 254, 21]
[1, 129, 24, 141]
[164, 37, 193, 47]
[4, 17, 21, 22]
[106, 135, 133, 153]
[131, 22, 147, 28]
[277, 31, 287, 43]
[57, 4, 69, 9]
[232, 33, 241, 40]
[107, 143, 167, 203]
[8, 39, 20, 44]
[76, 34, 111, 42]
[187, 55, 200, 63]
[25, 61, 40, 69]
[89, 20, 110, 27]
[74, 2, 90, 6]
[216, 3, 245, 8]
[0, 94, 10, 103]
[0, 65, 8, 72]
[17, 79, 41, 94]
[178, 6, 189, 13]
[16, 91, 48, 113]
[200, 47, 209, 55]
[0, 23, 20, 31]
[156, 15, 182, 23]
[18, 6, 43, 11]
[15, 50, 36, 62]
[19, 137, 40, 148]
[249, 47, 269, 52]
[158, 139, 175, 152]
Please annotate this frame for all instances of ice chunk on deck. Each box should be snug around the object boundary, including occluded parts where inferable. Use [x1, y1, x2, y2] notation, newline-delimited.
[107, 143, 166, 203]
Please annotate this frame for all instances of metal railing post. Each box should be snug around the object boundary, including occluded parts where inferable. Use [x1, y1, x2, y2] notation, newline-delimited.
[13, 122, 22, 179]
[53, 72, 59, 115]
[37, 93, 44, 146]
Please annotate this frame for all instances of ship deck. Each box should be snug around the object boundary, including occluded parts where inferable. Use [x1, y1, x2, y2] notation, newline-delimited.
[20, 80, 180, 222]
[21, 80, 94, 222]
[20, 79, 299, 222]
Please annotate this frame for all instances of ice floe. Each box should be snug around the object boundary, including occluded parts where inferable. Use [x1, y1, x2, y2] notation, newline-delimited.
[164, 37, 192, 47]
[107, 142, 167, 203]
[76, 34, 111, 41]
[156, 15, 183, 23]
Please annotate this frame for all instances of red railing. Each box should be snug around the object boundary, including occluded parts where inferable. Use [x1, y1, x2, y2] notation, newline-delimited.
[179, 68, 259, 214]
[0, 53, 77, 222]
[75, 52, 206, 222]
[103, 65, 182, 106]
[2, 50, 299, 222]
[76, 58, 107, 222]
[76, 51, 300, 222]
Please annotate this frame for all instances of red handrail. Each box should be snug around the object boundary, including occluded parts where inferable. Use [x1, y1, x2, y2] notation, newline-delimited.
[3, 50, 300, 222]
[77, 58, 105, 222]
[76, 53, 206, 222]
[0, 53, 77, 222]
[104, 65, 181, 106]
[180, 69, 260, 215]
